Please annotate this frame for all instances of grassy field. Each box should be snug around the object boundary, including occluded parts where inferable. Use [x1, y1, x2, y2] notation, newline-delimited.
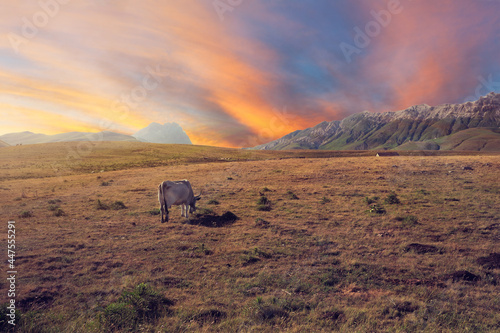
[1, 142, 499, 332]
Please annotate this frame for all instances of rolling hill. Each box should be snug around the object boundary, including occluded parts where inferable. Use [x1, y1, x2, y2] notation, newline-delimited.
[254, 92, 500, 151]
[396, 128, 500, 151]
[0, 130, 138, 146]
[0, 123, 193, 146]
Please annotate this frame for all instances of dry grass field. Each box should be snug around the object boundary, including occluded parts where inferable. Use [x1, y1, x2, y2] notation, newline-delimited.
[1, 142, 499, 332]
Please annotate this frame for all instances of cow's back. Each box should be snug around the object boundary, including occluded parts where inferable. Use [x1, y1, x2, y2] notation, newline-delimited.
[163, 180, 193, 206]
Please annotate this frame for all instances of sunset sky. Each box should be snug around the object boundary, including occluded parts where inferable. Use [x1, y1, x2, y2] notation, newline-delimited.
[1, 0, 499, 147]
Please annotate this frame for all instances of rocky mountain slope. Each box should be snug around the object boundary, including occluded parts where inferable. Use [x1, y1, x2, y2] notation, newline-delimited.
[254, 93, 500, 151]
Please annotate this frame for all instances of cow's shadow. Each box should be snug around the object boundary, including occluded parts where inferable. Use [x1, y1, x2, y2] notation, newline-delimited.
[187, 211, 238, 228]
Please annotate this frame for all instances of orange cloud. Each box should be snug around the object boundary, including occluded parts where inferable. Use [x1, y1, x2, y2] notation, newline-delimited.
[0, 103, 98, 134]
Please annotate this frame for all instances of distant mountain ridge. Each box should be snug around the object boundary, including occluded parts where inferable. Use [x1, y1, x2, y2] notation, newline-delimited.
[254, 92, 500, 151]
[0, 131, 138, 146]
[0, 122, 192, 146]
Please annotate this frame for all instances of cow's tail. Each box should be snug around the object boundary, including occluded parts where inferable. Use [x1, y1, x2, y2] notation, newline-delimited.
[159, 182, 169, 222]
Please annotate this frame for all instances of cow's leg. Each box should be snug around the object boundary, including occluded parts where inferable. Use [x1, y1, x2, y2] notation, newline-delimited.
[161, 203, 169, 223]
[181, 204, 185, 217]
[161, 205, 167, 223]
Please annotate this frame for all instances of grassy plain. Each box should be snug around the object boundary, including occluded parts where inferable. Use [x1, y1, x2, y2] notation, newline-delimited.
[0, 142, 499, 332]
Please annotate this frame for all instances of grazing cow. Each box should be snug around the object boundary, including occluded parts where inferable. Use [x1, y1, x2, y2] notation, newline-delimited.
[158, 180, 201, 223]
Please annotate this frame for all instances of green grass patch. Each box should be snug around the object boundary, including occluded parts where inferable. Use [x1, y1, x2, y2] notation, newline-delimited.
[148, 208, 160, 215]
[384, 193, 400, 204]
[100, 283, 173, 331]
[396, 215, 418, 227]
[207, 199, 220, 205]
[364, 196, 379, 205]
[95, 199, 109, 210]
[256, 195, 272, 211]
[19, 210, 33, 218]
[368, 204, 386, 214]
[320, 196, 331, 204]
[111, 201, 127, 210]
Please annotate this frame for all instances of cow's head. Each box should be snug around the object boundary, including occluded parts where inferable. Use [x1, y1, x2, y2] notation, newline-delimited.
[189, 193, 201, 214]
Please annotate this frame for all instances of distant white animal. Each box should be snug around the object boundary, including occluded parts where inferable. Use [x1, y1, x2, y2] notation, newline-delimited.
[158, 180, 201, 223]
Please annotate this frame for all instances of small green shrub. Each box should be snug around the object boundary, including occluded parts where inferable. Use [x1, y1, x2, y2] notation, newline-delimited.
[102, 302, 136, 331]
[252, 247, 272, 259]
[364, 196, 379, 205]
[255, 218, 270, 228]
[120, 283, 173, 320]
[320, 196, 331, 204]
[257, 196, 269, 205]
[384, 193, 400, 204]
[149, 209, 160, 215]
[101, 283, 173, 331]
[100, 181, 110, 186]
[257, 204, 272, 211]
[400, 215, 418, 227]
[256, 195, 271, 211]
[54, 208, 65, 217]
[95, 199, 109, 210]
[48, 204, 59, 211]
[191, 309, 227, 325]
[286, 190, 299, 200]
[248, 297, 290, 322]
[369, 204, 386, 214]
[111, 201, 127, 210]
[19, 210, 33, 218]
[195, 207, 214, 216]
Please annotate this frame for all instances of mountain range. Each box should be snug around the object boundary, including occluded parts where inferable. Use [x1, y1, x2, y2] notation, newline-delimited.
[0, 122, 192, 146]
[254, 92, 500, 151]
